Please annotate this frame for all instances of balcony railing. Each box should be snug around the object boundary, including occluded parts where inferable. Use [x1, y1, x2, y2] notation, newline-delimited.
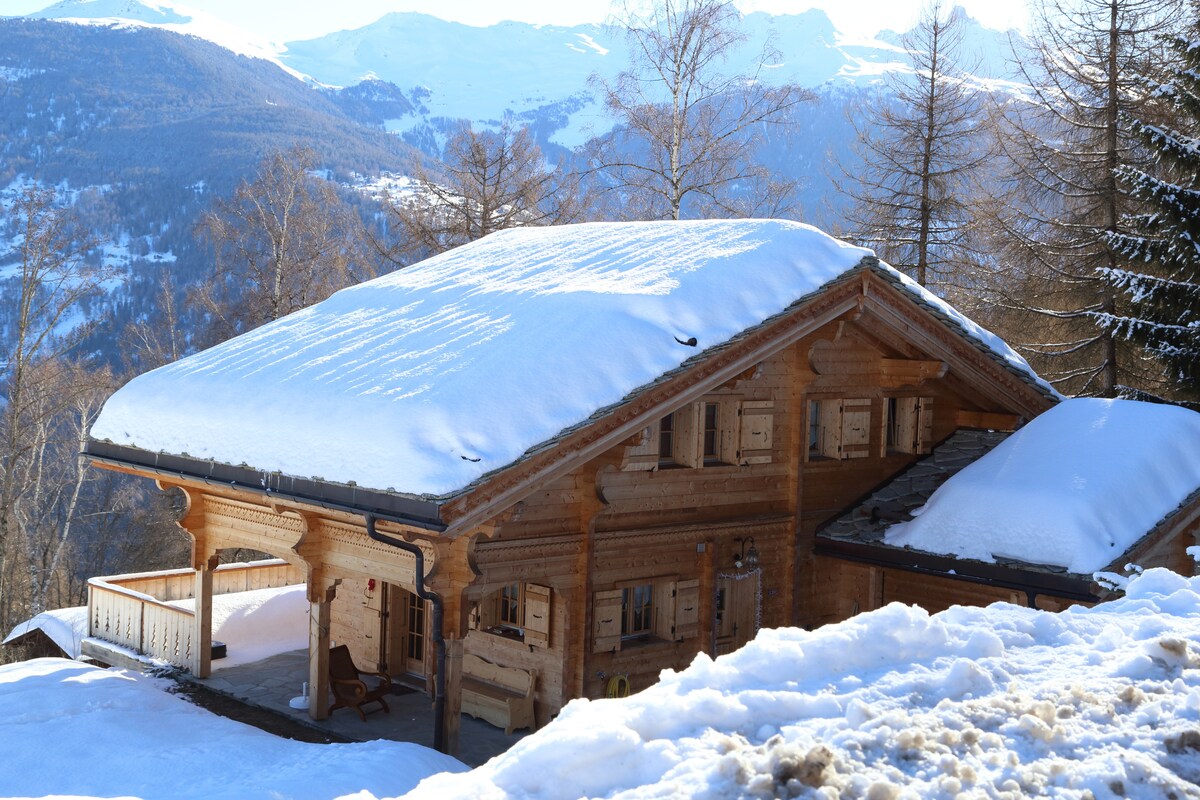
[86, 559, 304, 669]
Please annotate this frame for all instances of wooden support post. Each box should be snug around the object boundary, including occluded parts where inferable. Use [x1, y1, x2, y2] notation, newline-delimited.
[192, 555, 217, 678]
[308, 579, 338, 720]
[443, 636, 464, 757]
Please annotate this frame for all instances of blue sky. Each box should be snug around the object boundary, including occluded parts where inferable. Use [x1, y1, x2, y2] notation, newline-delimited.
[7, 0, 1029, 41]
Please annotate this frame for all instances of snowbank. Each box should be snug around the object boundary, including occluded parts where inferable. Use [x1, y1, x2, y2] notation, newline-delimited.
[92, 220, 1044, 498]
[400, 567, 1200, 799]
[0, 658, 465, 799]
[885, 398, 1200, 572]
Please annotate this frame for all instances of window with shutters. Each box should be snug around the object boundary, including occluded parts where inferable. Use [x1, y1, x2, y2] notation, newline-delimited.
[884, 396, 934, 455]
[471, 581, 552, 648]
[622, 398, 772, 471]
[622, 584, 654, 639]
[592, 576, 701, 652]
[809, 397, 873, 460]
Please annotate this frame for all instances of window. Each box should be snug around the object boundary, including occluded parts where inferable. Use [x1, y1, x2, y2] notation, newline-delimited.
[809, 397, 872, 460]
[621, 399, 774, 471]
[703, 403, 720, 462]
[472, 582, 552, 648]
[592, 578, 700, 652]
[884, 396, 934, 455]
[658, 413, 675, 464]
[622, 584, 654, 638]
[497, 582, 522, 628]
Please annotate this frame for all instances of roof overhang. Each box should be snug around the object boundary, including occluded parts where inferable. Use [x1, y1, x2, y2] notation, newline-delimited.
[85, 439, 447, 532]
[814, 536, 1101, 603]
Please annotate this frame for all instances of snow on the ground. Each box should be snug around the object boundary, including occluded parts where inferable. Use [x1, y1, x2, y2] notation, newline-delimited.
[885, 398, 1200, 573]
[92, 220, 1047, 499]
[11, 568, 1200, 797]
[400, 567, 1200, 799]
[0, 658, 465, 799]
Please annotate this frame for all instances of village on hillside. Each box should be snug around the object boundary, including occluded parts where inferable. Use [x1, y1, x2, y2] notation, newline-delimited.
[2, 0, 1200, 798]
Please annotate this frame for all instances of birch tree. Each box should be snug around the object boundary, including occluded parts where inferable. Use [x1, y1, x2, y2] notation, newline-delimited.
[590, 0, 810, 220]
[0, 186, 112, 626]
[194, 145, 374, 345]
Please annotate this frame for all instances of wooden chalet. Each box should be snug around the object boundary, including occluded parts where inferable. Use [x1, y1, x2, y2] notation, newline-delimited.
[83, 219, 1175, 755]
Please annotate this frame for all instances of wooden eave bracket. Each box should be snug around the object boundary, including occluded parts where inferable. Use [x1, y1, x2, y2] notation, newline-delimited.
[879, 358, 948, 388]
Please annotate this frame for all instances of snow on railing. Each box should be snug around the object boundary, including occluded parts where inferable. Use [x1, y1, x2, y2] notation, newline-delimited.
[86, 559, 304, 670]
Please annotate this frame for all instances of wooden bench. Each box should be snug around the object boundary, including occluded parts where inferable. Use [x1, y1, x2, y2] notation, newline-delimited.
[461, 653, 536, 735]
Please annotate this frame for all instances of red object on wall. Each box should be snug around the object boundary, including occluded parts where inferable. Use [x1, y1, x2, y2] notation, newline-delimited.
[367, 578, 376, 592]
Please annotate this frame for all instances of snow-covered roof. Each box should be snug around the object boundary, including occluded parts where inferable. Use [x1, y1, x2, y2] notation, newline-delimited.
[90, 219, 1048, 499]
[884, 398, 1200, 573]
[2, 606, 87, 659]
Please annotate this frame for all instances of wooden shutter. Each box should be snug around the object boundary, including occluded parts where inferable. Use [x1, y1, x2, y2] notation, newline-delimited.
[894, 397, 919, 454]
[673, 403, 703, 468]
[673, 579, 700, 640]
[477, 592, 498, 629]
[523, 583, 551, 648]
[840, 398, 871, 459]
[592, 589, 623, 653]
[818, 399, 841, 458]
[655, 581, 674, 641]
[622, 422, 660, 472]
[738, 400, 774, 464]
[916, 397, 934, 454]
[718, 401, 740, 464]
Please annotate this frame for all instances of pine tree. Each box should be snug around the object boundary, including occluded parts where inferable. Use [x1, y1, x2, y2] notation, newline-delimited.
[982, 0, 1182, 397]
[1103, 21, 1200, 403]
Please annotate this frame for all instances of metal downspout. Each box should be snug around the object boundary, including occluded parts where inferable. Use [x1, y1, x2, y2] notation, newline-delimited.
[365, 515, 447, 754]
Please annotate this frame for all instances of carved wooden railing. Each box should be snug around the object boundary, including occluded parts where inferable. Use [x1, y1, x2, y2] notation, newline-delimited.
[87, 559, 304, 668]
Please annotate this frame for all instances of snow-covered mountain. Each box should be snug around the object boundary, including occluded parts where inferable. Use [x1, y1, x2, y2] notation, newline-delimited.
[13, 1, 1025, 151]
[0, 1, 1027, 367]
[20, 0, 299, 69]
[279, 8, 1022, 148]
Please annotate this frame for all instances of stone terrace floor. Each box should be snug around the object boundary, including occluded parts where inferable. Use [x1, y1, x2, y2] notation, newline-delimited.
[181, 648, 527, 767]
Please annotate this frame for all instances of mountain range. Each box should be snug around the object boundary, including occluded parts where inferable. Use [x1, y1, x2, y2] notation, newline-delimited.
[0, 0, 1026, 364]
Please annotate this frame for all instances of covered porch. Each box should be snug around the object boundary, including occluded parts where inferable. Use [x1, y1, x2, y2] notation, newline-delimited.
[80, 549, 496, 760]
[183, 648, 527, 767]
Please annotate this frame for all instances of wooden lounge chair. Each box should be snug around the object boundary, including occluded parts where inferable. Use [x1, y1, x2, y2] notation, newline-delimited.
[328, 644, 391, 721]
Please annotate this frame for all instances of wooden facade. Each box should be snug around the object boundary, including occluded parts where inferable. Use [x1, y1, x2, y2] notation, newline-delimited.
[91, 262, 1200, 756]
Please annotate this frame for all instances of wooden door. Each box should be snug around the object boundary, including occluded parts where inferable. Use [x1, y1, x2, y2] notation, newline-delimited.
[385, 584, 428, 680]
[714, 572, 760, 656]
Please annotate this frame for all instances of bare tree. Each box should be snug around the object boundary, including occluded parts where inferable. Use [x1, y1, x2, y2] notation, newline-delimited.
[0, 186, 113, 625]
[840, 2, 989, 289]
[194, 145, 374, 344]
[120, 270, 185, 374]
[589, 0, 810, 220]
[379, 121, 587, 264]
[983, 0, 1183, 397]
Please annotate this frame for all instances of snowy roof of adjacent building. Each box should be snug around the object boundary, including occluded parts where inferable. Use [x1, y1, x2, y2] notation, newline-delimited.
[820, 428, 1010, 542]
[89, 219, 1051, 500]
[879, 398, 1200, 574]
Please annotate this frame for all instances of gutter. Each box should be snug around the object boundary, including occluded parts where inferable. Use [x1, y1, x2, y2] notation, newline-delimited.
[86, 440, 446, 532]
[365, 515, 448, 755]
[814, 537, 1100, 606]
